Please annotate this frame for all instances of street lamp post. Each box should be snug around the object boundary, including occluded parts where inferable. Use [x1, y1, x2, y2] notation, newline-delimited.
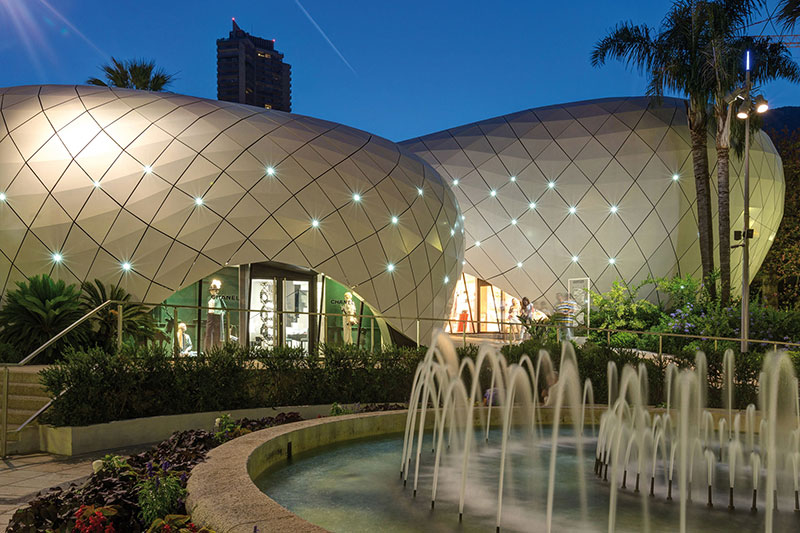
[734, 51, 769, 352]
[741, 63, 751, 353]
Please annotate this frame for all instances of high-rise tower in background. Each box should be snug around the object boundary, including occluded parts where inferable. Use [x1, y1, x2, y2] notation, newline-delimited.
[217, 19, 292, 112]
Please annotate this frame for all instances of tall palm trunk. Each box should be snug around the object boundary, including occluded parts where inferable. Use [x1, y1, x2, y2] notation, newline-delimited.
[716, 111, 732, 305]
[688, 101, 717, 300]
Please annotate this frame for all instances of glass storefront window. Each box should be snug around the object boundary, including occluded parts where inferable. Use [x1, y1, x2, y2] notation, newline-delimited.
[249, 278, 276, 349]
[447, 273, 519, 335]
[283, 279, 309, 350]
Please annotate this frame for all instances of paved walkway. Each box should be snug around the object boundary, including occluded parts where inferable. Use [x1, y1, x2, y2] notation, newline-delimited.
[0, 445, 149, 531]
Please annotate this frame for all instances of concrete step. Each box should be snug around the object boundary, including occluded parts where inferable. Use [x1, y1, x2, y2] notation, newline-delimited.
[6, 366, 48, 384]
[7, 382, 50, 398]
[8, 395, 50, 411]
[5, 408, 36, 425]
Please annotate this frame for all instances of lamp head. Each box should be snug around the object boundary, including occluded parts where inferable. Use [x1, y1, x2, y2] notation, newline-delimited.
[755, 95, 769, 114]
[736, 100, 750, 120]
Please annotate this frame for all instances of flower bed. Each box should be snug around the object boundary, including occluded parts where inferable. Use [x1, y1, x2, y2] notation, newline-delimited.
[7, 412, 302, 533]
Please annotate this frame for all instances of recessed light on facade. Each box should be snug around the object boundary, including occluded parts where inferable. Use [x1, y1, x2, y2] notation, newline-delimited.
[461, 215, 466, 221]
[444, 276, 449, 283]
[609, 257, 616, 264]
[391, 216, 399, 225]
[450, 228, 455, 236]
[511, 219, 517, 225]
[610, 205, 618, 213]
[195, 197, 204, 206]
[672, 174, 680, 181]
[0, 192, 6, 202]
[548, 181, 555, 189]
[352, 193, 361, 202]
[121, 262, 132, 272]
[93, 180, 101, 188]
[474, 241, 481, 247]
[266, 166, 276, 176]
[517, 262, 523, 268]
[510, 176, 516, 182]
[51, 252, 63, 263]
[568, 206, 576, 214]
[143, 165, 152, 174]
[311, 219, 320, 228]
[529, 202, 536, 209]
[572, 255, 579, 263]
[490, 190, 497, 197]
[387, 263, 395, 272]
[462, 260, 467, 266]
[452, 179, 459, 186]
[417, 188, 424, 196]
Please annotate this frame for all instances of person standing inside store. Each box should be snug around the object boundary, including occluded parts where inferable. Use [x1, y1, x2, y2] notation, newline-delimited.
[507, 298, 521, 339]
[519, 296, 533, 341]
[554, 293, 579, 341]
[204, 279, 227, 351]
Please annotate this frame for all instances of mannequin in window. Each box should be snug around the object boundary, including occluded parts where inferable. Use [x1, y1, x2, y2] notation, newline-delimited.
[342, 291, 357, 344]
[176, 322, 192, 356]
[204, 279, 227, 350]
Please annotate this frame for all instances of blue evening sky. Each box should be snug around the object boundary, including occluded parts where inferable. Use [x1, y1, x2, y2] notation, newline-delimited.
[1, 0, 797, 141]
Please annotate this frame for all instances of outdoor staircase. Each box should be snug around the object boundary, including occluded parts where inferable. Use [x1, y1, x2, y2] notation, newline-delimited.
[2, 366, 50, 453]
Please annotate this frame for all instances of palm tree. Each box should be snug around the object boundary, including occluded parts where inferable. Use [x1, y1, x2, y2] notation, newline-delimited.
[777, 0, 800, 28]
[87, 57, 175, 91]
[705, 6, 800, 304]
[592, 0, 718, 299]
[81, 279, 157, 350]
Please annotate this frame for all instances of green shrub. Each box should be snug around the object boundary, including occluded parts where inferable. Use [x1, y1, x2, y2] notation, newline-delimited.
[81, 278, 159, 350]
[0, 275, 88, 362]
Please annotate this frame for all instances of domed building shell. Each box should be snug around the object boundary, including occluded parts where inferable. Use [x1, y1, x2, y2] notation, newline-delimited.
[401, 97, 784, 308]
[0, 85, 464, 339]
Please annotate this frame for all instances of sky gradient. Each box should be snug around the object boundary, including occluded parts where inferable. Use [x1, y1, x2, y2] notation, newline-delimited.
[1, 0, 798, 141]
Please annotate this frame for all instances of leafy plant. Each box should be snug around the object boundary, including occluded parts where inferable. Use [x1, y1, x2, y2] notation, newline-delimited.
[137, 473, 187, 526]
[74, 504, 119, 533]
[0, 274, 88, 362]
[329, 402, 353, 416]
[81, 279, 158, 351]
[147, 514, 215, 533]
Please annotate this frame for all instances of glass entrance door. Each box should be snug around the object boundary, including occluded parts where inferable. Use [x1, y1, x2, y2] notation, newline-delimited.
[249, 278, 276, 348]
[283, 280, 310, 350]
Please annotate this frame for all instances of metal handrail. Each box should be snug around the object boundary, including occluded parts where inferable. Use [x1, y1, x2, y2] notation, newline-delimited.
[1, 299, 124, 456]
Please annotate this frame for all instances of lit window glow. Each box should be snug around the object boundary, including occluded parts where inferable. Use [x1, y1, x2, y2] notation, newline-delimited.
[194, 197, 204, 206]
[51, 252, 63, 263]
[121, 262, 132, 272]
[266, 166, 275, 176]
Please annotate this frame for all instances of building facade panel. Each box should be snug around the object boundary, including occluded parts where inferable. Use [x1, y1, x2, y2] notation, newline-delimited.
[0, 85, 464, 341]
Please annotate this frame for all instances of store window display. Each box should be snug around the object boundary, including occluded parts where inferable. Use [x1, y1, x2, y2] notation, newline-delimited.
[204, 279, 228, 350]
